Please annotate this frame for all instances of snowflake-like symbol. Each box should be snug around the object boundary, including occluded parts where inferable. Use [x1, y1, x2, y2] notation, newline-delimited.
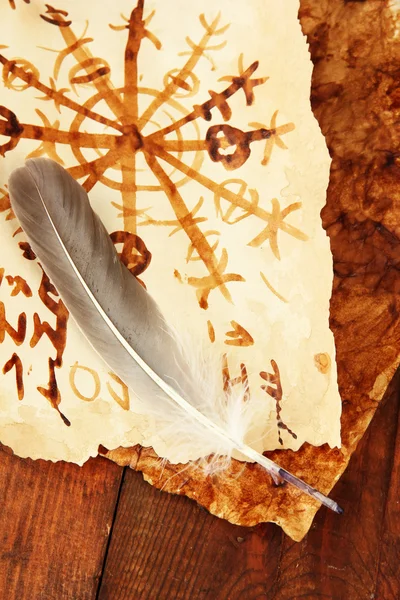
[0, 0, 306, 309]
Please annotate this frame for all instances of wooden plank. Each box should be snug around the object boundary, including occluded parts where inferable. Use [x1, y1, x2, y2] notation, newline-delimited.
[96, 466, 284, 600]
[0, 449, 122, 600]
[374, 385, 400, 600]
[267, 375, 400, 600]
[97, 376, 400, 600]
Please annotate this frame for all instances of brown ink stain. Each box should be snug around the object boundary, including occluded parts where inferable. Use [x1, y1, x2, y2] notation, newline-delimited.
[174, 269, 183, 283]
[110, 230, 151, 277]
[222, 353, 250, 402]
[30, 271, 70, 425]
[0, 302, 26, 345]
[3, 353, 24, 399]
[207, 320, 215, 343]
[314, 352, 331, 375]
[248, 198, 307, 260]
[69, 362, 101, 401]
[260, 271, 288, 303]
[260, 359, 297, 445]
[224, 321, 254, 347]
[6, 275, 32, 297]
[18, 242, 36, 260]
[0, 188, 15, 221]
[107, 372, 130, 410]
[0, 0, 302, 309]
[8, 0, 30, 10]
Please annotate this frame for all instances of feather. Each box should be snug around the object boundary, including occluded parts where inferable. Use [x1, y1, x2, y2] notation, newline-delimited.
[8, 157, 343, 514]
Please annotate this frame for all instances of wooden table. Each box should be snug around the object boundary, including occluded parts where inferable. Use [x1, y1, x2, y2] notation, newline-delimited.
[1, 1, 399, 598]
[0, 374, 398, 600]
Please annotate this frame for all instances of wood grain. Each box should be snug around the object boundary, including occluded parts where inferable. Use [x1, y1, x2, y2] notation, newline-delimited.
[96, 374, 400, 600]
[0, 450, 122, 600]
[0, 372, 398, 599]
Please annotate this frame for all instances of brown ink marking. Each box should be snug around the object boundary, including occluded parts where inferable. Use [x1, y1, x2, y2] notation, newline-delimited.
[207, 320, 215, 343]
[36, 3, 141, 228]
[110, 230, 152, 277]
[144, 151, 244, 308]
[8, 0, 30, 10]
[139, 196, 207, 236]
[0, 106, 24, 155]
[0, 302, 26, 345]
[41, 14, 72, 28]
[69, 362, 100, 401]
[139, 12, 229, 129]
[314, 352, 331, 375]
[0, 268, 3, 286]
[51, 33, 94, 82]
[3, 353, 24, 400]
[260, 271, 288, 303]
[163, 69, 200, 98]
[214, 179, 258, 225]
[68, 58, 111, 93]
[30, 271, 70, 425]
[34, 77, 69, 113]
[187, 248, 245, 309]
[0, 187, 12, 219]
[186, 230, 220, 263]
[146, 61, 264, 141]
[0, 55, 122, 131]
[26, 109, 64, 164]
[119, 2, 160, 232]
[224, 320, 254, 347]
[44, 5, 69, 18]
[147, 143, 306, 259]
[260, 359, 297, 445]
[18, 242, 36, 260]
[107, 372, 130, 410]
[68, 149, 121, 194]
[44, 6, 126, 120]
[248, 198, 307, 260]
[222, 353, 250, 401]
[0, 104, 119, 159]
[249, 110, 295, 166]
[219, 54, 268, 106]
[1, 0, 304, 311]
[6, 275, 32, 297]
[174, 269, 183, 283]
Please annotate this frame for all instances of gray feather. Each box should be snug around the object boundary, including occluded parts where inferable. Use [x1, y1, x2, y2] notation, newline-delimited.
[8, 158, 343, 514]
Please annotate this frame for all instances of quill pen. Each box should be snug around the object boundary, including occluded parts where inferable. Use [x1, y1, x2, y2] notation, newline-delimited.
[8, 158, 343, 514]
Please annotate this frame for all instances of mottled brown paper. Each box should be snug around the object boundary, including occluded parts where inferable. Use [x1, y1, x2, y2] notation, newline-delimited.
[107, 0, 400, 540]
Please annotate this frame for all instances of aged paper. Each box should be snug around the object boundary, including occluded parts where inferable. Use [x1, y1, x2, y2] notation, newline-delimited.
[0, 0, 341, 464]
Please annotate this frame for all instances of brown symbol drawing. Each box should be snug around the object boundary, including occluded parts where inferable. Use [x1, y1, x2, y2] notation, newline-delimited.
[5, 274, 32, 297]
[8, 0, 30, 10]
[224, 321, 254, 347]
[106, 373, 130, 411]
[0, 300, 27, 346]
[207, 320, 215, 343]
[30, 271, 70, 426]
[1, 0, 300, 306]
[3, 353, 24, 400]
[222, 353, 250, 402]
[260, 359, 297, 445]
[260, 271, 288, 304]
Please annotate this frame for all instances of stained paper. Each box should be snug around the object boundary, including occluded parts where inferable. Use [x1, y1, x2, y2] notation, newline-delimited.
[0, 0, 341, 464]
